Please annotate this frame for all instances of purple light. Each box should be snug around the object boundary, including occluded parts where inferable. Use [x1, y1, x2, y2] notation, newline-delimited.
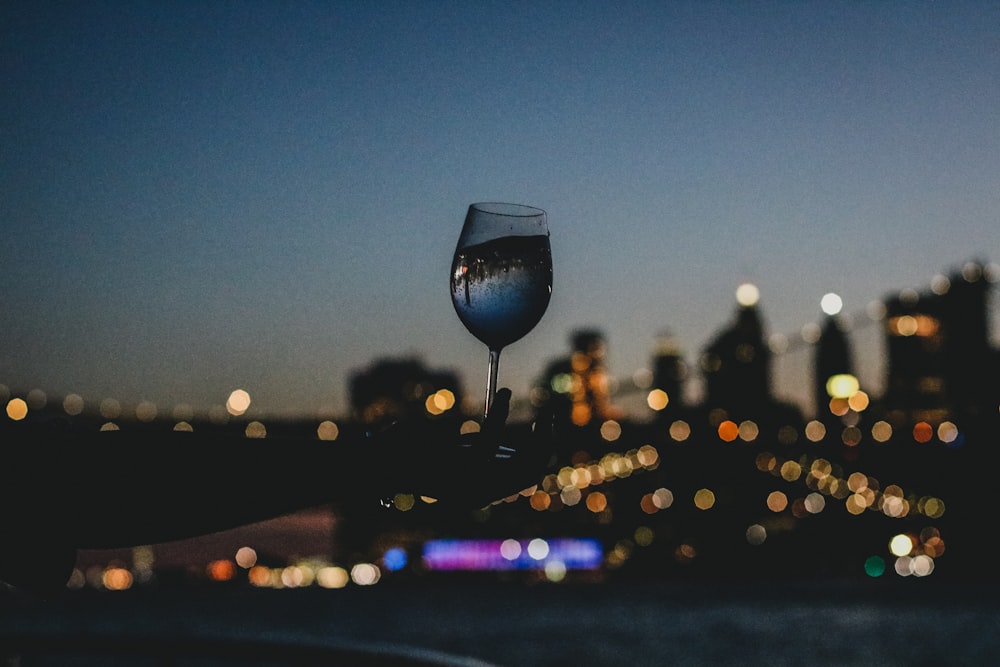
[421, 538, 603, 571]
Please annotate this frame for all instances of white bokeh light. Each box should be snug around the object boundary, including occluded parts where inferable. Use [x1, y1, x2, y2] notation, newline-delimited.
[820, 292, 843, 316]
[735, 283, 760, 307]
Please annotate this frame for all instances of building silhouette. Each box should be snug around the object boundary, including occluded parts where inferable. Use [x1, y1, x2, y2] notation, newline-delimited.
[699, 294, 787, 423]
[348, 357, 463, 429]
[650, 329, 687, 422]
[814, 312, 855, 427]
[533, 328, 622, 430]
[882, 260, 999, 431]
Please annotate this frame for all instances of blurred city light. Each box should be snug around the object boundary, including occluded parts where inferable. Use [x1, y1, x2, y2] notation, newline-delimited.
[5, 397, 27, 420]
[825, 374, 860, 398]
[1, 260, 994, 590]
[735, 283, 760, 307]
[226, 389, 251, 416]
[820, 292, 843, 316]
[422, 538, 602, 571]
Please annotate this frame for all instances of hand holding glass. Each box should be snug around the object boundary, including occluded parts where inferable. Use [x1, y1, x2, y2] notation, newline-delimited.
[450, 203, 552, 418]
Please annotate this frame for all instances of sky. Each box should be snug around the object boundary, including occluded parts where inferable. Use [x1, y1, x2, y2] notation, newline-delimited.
[2, 1, 998, 421]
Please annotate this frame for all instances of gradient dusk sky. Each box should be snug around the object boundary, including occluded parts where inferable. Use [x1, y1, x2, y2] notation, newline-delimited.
[2, 1, 998, 420]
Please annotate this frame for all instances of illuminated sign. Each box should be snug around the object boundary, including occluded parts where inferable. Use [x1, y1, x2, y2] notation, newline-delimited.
[421, 538, 603, 571]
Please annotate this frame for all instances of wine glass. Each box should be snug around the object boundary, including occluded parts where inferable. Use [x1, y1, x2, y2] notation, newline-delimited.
[450, 202, 552, 418]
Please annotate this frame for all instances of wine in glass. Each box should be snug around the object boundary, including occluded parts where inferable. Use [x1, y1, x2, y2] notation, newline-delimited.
[450, 202, 552, 418]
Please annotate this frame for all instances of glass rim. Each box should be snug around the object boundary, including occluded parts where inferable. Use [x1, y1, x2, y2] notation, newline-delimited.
[469, 202, 546, 218]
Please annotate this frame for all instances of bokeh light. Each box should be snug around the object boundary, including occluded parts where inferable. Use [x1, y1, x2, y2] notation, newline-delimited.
[226, 389, 251, 416]
[766, 491, 788, 512]
[317, 420, 340, 440]
[890, 534, 914, 557]
[735, 283, 760, 306]
[63, 393, 85, 415]
[245, 421, 267, 438]
[235, 547, 257, 569]
[864, 556, 886, 577]
[383, 547, 408, 572]
[135, 400, 158, 422]
[912, 422, 933, 443]
[717, 420, 739, 442]
[693, 488, 716, 510]
[746, 524, 767, 546]
[669, 420, 691, 441]
[102, 567, 133, 591]
[207, 559, 236, 582]
[316, 566, 350, 589]
[646, 389, 669, 411]
[350, 563, 381, 586]
[804, 421, 826, 442]
[820, 292, 843, 316]
[871, 421, 892, 442]
[26, 389, 47, 410]
[826, 374, 859, 398]
[527, 539, 550, 560]
[5, 398, 27, 421]
[651, 488, 673, 509]
[600, 420, 622, 442]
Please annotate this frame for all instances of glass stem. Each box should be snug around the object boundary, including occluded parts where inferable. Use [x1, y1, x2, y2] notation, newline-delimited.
[484, 347, 501, 419]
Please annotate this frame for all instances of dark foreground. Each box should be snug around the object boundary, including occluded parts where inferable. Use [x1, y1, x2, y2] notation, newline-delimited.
[3, 578, 1000, 666]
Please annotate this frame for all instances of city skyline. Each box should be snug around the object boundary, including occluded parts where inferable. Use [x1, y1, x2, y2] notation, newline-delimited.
[4, 256, 996, 425]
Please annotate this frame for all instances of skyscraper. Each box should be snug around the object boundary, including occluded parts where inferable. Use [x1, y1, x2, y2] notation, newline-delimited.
[534, 328, 620, 428]
[650, 330, 687, 421]
[814, 313, 854, 425]
[882, 261, 998, 430]
[701, 300, 773, 421]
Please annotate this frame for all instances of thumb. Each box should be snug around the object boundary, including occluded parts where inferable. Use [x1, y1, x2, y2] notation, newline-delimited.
[483, 388, 512, 432]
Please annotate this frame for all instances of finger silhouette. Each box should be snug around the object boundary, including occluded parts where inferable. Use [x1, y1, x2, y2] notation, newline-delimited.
[483, 387, 511, 432]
